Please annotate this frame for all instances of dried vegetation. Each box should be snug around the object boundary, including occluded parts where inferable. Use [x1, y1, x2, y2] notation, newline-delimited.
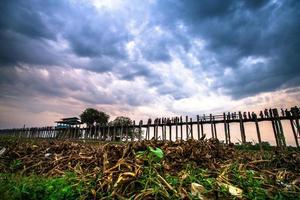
[0, 138, 299, 199]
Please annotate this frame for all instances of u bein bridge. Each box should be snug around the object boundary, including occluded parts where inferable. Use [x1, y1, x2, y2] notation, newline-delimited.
[0, 106, 299, 148]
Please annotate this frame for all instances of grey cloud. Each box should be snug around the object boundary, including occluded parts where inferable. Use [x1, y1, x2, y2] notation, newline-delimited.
[0, 0, 131, 66]
[1, 0, 300, 107]
[151, 0, 300, 99]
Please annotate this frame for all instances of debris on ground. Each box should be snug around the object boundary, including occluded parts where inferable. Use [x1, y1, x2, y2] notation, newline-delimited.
[0, 138, 299, 199]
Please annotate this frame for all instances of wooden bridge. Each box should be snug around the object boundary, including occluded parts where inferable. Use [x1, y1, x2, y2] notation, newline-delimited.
[1, 106, 299, 148]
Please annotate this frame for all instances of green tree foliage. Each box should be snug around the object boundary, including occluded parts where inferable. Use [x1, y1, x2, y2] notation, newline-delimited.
[80, 108, 109, 127]
[110, 116, 142, 139]
[110, 116, 132, 126]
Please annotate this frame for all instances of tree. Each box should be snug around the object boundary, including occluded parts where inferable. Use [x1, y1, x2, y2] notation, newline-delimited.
[110, 116, 132, 126]
[110, 116, 142, 140]
[80, 108, 109, 127]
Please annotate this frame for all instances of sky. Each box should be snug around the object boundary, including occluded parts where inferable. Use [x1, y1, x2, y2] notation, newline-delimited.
[0, 0, 300, 129]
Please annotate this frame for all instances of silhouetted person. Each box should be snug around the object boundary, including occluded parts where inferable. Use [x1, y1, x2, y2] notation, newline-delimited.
[259, 111, 264, 119]
[243, 112, 247, 119]
[248, 112, 251, 119]
[264, 109, 269, 118]
[232, 112, 237, 119]
[285, 109, 290, 117]
[252, 112, 257, 119]
[281, 108, 285, 117]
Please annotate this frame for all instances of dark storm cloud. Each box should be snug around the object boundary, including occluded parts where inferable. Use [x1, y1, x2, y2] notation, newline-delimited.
[152, 0, 300, 98]
[0, 0, 130, 67]
[0, 0, 299, 104]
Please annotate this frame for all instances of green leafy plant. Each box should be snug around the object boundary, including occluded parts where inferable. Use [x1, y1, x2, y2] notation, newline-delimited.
[0, 172, 97, 200]
[229, 164, 267, 199]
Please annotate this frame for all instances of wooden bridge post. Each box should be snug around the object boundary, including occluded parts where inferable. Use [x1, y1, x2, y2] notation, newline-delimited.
[210, 114, 214, 139]
[139, 120, 142, 141]
[146, 119, 150, 140]
[175, 117, 178, 140]
[190, 118, 193, 140]
[200, 119, 204, 138]
[197, 115, 200, 140]
[186, 116, 189, 140]
[161, 118, 164, 141]
[153, 119, 157, 140]
[213, 116, 217, 139]
[227, 122, 231, 144]
[168, 118, 172, 141]
[239, 111, 246, 144]
[290, 119, 299, 148]
[273, 108, 286, 147]
[253, 114, 263, 151]
[223, 113, 228, 144]
[271, 119, 280, 147]
[180, 116, 183, 141]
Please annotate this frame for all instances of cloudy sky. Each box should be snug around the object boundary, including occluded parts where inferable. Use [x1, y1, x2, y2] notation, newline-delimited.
[0, 0, 300, 128]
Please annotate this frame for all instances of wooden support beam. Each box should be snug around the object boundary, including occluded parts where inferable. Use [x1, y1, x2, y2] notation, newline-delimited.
[200, 119, 204, 138]
[190, 118, 193, 140]
[197, 115, 200, 140]
[169, 122, 172, 141]
[175, 117, 178, 140]
[271, 119, 279, 147]
[213, 116, 217, 139]
[227, 122, 231, 144]
[139, 120, 142, 141]
[254, 115, 263, 152]
[186, 116, 189, 140]
[223, 113, 228, 144]
[290, 119, 299, 148]
[180, 116, 183, 141]
[239, 111, 246, 144]
[210, 114, 214, 139]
